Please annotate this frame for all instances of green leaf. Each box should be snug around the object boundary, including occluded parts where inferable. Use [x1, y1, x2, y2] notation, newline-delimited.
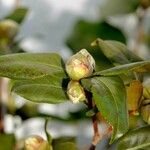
[0, 134, 15, 150]
[11, 76, 68, 104]
[0, 53, 66, 80]
[115, 126, 150, 150]
[53, 137, 77, 150]
[92, 38, 143, 66]
[82, 76, 129, 143]
[95, 61, 150, 76]
[5, 7, 28, 23]
[66, 21, 126, 71]
[53, 142, 77, 150]
[100, 0, 139, 18]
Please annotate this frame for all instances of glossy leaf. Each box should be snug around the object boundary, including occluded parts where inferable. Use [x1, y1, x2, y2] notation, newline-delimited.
[116, 126, 150, 150]
[82, 76, 129, 143]
[0, 134, 15, 150]
[0, 53, 66, 80]
[5, 7, 28, 24]
[95, 61, 150, 76]
[11, 76, 68, 104]
[92, 38, 142, 66]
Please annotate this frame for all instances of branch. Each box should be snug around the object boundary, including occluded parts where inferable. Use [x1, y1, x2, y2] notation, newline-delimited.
[85, 91, 101, 150]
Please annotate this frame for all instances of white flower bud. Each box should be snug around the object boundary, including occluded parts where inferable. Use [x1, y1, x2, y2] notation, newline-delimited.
[66, 49, 95, 80]
[67, 80, 86, 103]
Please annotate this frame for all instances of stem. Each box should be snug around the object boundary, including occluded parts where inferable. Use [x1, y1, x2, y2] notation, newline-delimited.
[0, 78, 6, 133]
[85, 91, 101, 150]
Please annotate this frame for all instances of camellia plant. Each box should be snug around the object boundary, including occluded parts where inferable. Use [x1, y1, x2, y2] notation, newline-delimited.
[0, 38, 150, 149]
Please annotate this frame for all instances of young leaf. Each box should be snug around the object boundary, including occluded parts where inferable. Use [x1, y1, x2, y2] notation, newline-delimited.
[126, 80, 143, 115]
[0, 53, 66, 80]
[116, 126, 150, 150]
[5, 7, 28, 24]
[92, 38, 143, 66]
[82, 76, 129, 143]
[95, 61, 150, 76]
[11, 76, 68, 104]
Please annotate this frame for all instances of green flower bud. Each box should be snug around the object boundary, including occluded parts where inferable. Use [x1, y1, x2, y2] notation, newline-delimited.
[141, 104, 150, 124]
[24, 135, 52, 150]
[67, 80, 86, 103]
[66, 49, 95, 80]
[0, 19, 19, 40]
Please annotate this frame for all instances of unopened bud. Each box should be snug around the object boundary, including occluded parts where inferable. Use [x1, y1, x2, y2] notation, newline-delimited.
[66, 49, 95, 80]
[24, 135, 52, 150]
[0, 19, 19, 40]
[67, 80, 86, 103]
[141, 104, 150, 124]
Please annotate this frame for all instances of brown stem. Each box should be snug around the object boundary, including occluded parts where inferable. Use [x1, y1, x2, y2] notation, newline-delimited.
[85, 91, 101, 150]
[0, 78, 5, 133]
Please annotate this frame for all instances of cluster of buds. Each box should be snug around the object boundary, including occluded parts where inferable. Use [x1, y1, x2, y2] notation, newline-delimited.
[24, 135, 52, 150]
[0, 19, 19, 41]
[66, 49, 95, 103]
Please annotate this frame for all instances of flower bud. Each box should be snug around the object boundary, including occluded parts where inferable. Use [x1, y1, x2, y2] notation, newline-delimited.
[141, 104, 150, 124]
[24, 135, 52, 150]
[67, 80, 86, 103]
[0, 19, 19, 40]
[66, 49, 95, 80]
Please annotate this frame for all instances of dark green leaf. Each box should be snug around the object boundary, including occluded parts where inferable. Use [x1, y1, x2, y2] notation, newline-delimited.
[116, 126, 150, 150]
[100, 0, 139, 18]
[5, 7, 28, 23]
[95, 61, 150, 76]
[92, 38, 143, 66]
[0, 134, 15, 150]
[0, 53, 66, 80]
[11, 76, 68, 104]
[82, 76, 129, 143]
[66, 21, 126, 71]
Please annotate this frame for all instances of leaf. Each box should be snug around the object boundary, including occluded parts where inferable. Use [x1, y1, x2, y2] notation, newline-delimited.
[116, 126, 150, 150]
[0, 134, 15, 150]
[82, 76, 129, 143]
[66, 21, 126, 71]
[52, 137, 77, 150]
[92, 38, 143, 66]
[100, 0, 139, 18]
[126, 80, 143, 115]
[11, 76, 68, 104]
[0, 53, 66, 80]
[5, 7, 28, 23]
[95, 61, 150, 76]
[53, 142, 77, 150]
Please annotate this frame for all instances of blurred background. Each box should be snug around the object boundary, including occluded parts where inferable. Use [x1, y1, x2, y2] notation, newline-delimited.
[0, 0, 150, 149]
